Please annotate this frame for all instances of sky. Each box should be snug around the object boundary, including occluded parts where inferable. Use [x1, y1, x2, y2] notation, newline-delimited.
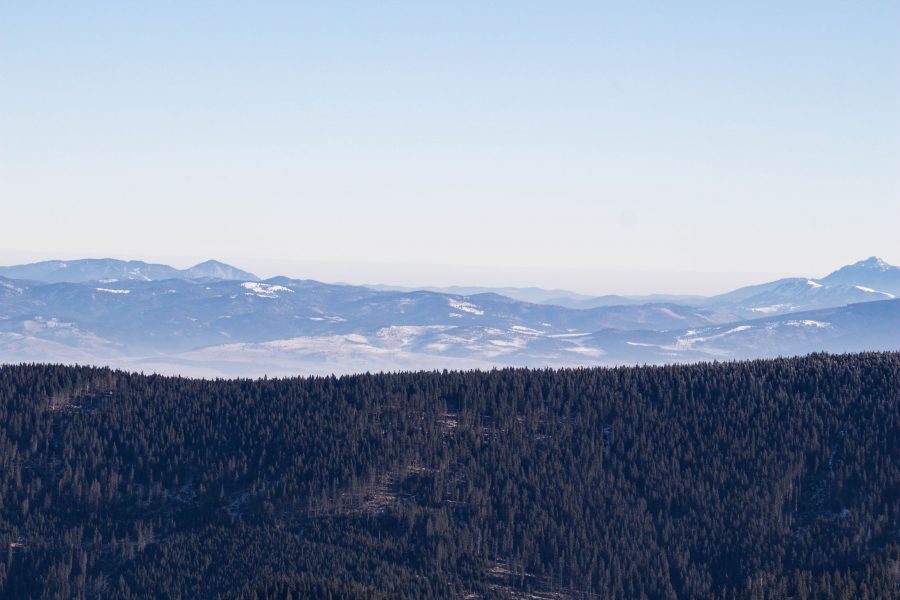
[1, 1, 898, 295]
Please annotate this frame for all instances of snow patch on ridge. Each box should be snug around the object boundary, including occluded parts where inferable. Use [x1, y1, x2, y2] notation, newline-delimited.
[242, 282, 294, 298]
[0, 280, 23, 294]
[448, 298, 484, 315]
[673, 325, 752, 350]
[750, 304, 791, 314]
[786, 320, 831, 328]
[510, 325, 543, 336]
[854, 285, 894, 298]
[377, 325, 453, 347]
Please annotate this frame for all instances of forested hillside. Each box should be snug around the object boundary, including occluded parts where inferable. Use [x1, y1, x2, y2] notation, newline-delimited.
[0, 354, 898, 598]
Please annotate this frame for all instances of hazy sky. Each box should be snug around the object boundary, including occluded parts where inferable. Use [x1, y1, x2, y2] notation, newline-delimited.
[2, 1, 898, 294]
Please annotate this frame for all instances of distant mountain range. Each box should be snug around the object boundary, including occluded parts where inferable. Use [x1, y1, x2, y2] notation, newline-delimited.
[0, 258, 258, 284]
[366, 283, 707, 309]
[0, 256, 897, 376]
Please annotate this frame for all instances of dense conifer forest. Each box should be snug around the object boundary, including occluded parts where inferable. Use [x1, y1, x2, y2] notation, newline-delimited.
[0, 353, 897, 598]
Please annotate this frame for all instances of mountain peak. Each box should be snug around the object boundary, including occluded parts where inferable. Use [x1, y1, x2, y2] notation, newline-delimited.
[829, 256, 897, 275]
[184, 260, 258, 281]
[821, 256, 899, 294]
[852, 256, 894, 271]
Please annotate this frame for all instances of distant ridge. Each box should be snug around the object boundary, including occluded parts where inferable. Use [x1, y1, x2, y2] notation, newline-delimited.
[0, 258, 258, 283]
[367, 257, 899, 309]
[182, 260, 259, 282]
[1, 256, 896, 301]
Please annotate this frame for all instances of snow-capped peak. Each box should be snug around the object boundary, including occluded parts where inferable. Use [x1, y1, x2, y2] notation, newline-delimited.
[854, 256, 893, 271]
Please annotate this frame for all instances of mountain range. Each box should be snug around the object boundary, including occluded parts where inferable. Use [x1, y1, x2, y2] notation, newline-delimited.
[0, 256, 897, 376]
[0, 258, 258, 284]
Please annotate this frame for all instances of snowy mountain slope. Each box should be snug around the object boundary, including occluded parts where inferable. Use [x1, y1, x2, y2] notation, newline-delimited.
[1, 296, 894, 377]
[0, 256, 897, 376]
[582, 299, 899, 362]
[0, 277, 736, 354]
[705, 277, 894, 317]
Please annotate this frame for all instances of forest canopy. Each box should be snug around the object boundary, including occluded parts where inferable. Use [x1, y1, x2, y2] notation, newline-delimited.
[0, 353, 898, 598]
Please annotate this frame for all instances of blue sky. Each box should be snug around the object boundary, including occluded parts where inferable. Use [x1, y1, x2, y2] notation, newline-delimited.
[1, 1, 898, 294]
